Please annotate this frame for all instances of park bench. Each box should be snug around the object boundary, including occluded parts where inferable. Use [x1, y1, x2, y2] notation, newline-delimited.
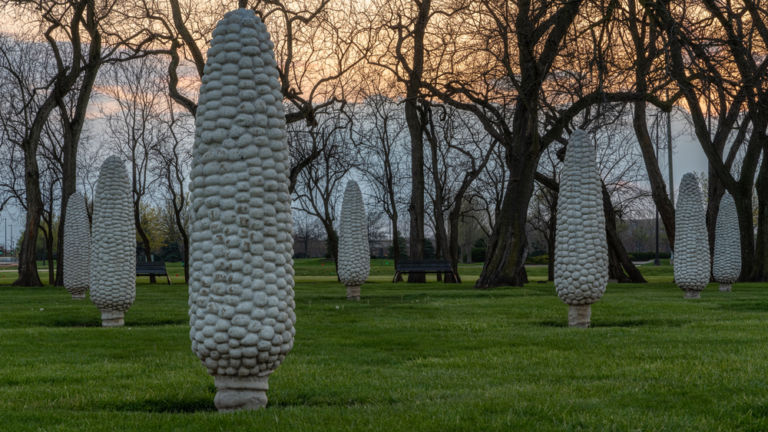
[393, 260, 458, 283]
[136, 261, 171, 285]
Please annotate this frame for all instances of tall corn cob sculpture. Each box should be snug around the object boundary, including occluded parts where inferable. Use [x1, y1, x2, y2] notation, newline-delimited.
[63, 192, 90, 299]
[554, 129, 608, 328]
[189, 9, 295, 412]
[673, 173, 710, 298]
[90, 156, 136, 326]
[713, 192, 741, 291]
[338, 180, 370, 300]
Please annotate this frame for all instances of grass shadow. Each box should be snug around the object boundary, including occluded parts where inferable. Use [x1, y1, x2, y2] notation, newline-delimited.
[44, 318, 186, 328]
[49, 318, 103, 327]
[537, 318, 689, 328]
[98, 396, 216, 413]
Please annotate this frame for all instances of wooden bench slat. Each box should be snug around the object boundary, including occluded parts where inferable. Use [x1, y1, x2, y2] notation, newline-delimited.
[393, 260, 457, 283]
[136, 262, 172, 285]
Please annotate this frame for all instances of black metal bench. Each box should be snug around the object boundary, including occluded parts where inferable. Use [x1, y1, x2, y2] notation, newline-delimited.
[136, 261, 171, 285]
[393, 260, 458, 283]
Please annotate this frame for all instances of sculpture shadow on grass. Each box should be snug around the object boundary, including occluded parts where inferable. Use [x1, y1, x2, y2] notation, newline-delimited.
[537, 318, 689, 328]
[269, 394, 385, 408]
[98, 395, 217, 413]
[46, 317, 187, 328]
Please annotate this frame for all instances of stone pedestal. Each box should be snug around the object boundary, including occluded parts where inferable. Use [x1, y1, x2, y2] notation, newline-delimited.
[101, 310, 125, 327]
[568, 304, 591, 328]
[214, 375, 269, 412]
[346, 285, 360, 301]
[719, 283, 732, 292]
[684, 290, 701, 299]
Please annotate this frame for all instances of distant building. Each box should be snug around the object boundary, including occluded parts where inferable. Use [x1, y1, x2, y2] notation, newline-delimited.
[369, 239, 392, 258]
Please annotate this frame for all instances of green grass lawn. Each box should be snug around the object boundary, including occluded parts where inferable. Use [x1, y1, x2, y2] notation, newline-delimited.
[1, 259, 767, 431]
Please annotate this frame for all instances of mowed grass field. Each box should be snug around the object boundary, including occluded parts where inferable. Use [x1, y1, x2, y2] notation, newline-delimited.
[1, 259, 768, 431]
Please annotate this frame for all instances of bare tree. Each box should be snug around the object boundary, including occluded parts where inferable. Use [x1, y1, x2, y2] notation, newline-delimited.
[414, 0, 651, 288]
[100, 56, 169, 281]
[619, 0, 677, 250]
[645, 0, 767, 280]
[352, 92, 409, 272]
[1, 0, 153, 286]
[152, 89, 193, 282]
[423, 103, 496, 282]
[292, 111, 356, 269]
[366, 0, 445, 282]
[135, 0, 367, 122]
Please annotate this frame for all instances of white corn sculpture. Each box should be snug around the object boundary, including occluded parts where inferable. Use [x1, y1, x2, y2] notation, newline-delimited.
[338, 180, 370, 300]
[63, 192, 90, 299]
[90, 156, 136, 326]
[713, 192, 741, 291]
[189, 9, 295, 412]
[673, 173, 710, 298]
[554, 129, 608, 328]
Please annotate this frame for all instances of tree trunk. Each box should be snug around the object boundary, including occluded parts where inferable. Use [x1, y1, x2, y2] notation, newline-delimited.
[475, 149, 536, 288]
[406, 97, 425, 282]
[324, 223, 339, 275]
[54, 72, 95, 286]
[391, 216, 403, 282]
[45, 228, 55, 286]
[633, 101, 675, 249]
[603, 184, 646, 283]
[404, 0, 431, 283]
[427, 129, 453, 283]
[180, 227, 189, 283]
[732, 189, 755, 281]
[134, 204, 155, 283]
[15, 147, 44, 287]
[447, 204, 463, 284]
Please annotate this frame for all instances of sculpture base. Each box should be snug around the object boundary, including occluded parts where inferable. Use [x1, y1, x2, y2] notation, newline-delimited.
[71, 292, 86, 300]
[719, 283, 732, 292]
[101, 310, 125, 327]
[346, 285, 360, 301]
[214, 375, 269, 412]
[568, 304, 591, 328]
[684, 290, 701, 299]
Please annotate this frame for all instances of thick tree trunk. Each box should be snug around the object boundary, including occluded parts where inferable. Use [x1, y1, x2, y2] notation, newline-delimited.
[404, 0, 431, 283]
[406, 98, 425, 282]
[15, 149, 44, 287]
[733, 190, 756, 281]
[475, 150, 536, 288]
[391, 219, 403, 282]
